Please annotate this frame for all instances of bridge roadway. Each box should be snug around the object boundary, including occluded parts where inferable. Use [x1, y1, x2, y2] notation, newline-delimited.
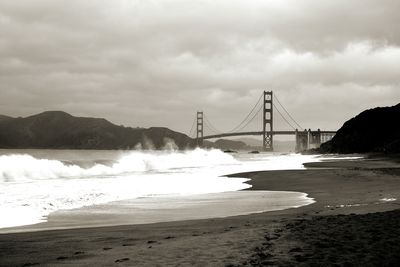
[199, 130, 337, 140]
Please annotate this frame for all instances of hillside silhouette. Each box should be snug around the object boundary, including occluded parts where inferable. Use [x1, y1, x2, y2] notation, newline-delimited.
[320, 103, 400, 153]
[0, 111, 196, 149]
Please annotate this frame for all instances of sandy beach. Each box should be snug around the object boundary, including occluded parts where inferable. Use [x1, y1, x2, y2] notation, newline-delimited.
[1, 155, 400, 266]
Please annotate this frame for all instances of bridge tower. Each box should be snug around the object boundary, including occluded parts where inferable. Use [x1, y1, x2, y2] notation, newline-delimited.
[263, 91, 273, 151]
[196, 111, 204, 146]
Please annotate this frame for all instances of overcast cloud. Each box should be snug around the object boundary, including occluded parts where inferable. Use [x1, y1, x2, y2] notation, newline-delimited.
[0, 0, 399, 135]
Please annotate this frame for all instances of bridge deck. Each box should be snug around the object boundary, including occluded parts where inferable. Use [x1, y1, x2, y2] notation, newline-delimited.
[200, 131, 336, 140]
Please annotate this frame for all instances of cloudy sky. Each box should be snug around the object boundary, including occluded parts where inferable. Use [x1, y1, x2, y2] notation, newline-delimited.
[0, 0, 399, 136]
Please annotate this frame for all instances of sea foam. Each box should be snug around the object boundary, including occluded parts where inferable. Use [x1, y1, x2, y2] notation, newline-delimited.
[0, 149, 338, 229]
[0, 148, 235, 182]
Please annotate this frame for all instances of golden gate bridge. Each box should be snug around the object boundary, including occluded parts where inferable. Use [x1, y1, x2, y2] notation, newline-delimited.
[188, 91, 336, 152]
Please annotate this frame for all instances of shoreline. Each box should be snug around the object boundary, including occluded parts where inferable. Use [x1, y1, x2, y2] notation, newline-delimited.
[1, 156, 400, 266]
[0, 151, 324, 234]
[0, 190, 314, 234]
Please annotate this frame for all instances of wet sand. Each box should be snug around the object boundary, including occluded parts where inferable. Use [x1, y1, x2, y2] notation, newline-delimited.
[0, 191, 313, 233]
[1, 156, 400, 266]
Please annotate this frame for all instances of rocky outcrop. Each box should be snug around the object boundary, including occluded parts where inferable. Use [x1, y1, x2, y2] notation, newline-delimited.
[320, 103, 400, 153]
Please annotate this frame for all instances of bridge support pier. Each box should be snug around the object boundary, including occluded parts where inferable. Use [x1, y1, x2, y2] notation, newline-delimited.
[296, 129, 327, 152]
[321, 133, 335, 143]
[309, 129, 321, 148]
[196, 111, 204, 147]
[263, 91, 273, 151]
[295, 129, 308, 152]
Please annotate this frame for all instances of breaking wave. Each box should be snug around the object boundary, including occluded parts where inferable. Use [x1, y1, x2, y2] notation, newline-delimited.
[0, 148, 236, 182]
[0, 149, 349, 229]
[0, 149, 248, 228]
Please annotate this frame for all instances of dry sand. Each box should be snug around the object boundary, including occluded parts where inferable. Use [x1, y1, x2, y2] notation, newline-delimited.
[1, 156, 400, 266]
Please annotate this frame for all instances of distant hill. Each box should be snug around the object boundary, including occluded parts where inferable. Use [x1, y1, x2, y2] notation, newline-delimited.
[0, 111, 196, 149]
[320, 103, 400, 153]
[233, 137, 262, 147]
[204, 137, 296, 152]
[213, 139, 249, 150]
[233, 137, 296, 152]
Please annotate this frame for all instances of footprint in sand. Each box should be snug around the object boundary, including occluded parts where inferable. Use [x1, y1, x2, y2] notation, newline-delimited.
[115, 258, 130, 263]
[289, 247, 303, 253]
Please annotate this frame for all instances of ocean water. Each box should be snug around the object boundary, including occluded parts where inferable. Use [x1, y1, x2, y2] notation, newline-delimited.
[0, 149, 324, 230]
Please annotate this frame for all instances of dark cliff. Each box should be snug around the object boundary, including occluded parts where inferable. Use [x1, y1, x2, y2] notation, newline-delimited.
[320, 103, 400, 153]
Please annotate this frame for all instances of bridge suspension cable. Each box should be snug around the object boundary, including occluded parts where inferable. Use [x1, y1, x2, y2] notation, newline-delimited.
[203, 122, 219, 135]
[273, 102, 296, 130]
[203, 114, 222, 135]
[234, 102, 264, 133]
[228, 92, 264, 133]
[188, 115, 196, 137]
[273, 94, 303, 130]
[194, 91, 305, 139]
